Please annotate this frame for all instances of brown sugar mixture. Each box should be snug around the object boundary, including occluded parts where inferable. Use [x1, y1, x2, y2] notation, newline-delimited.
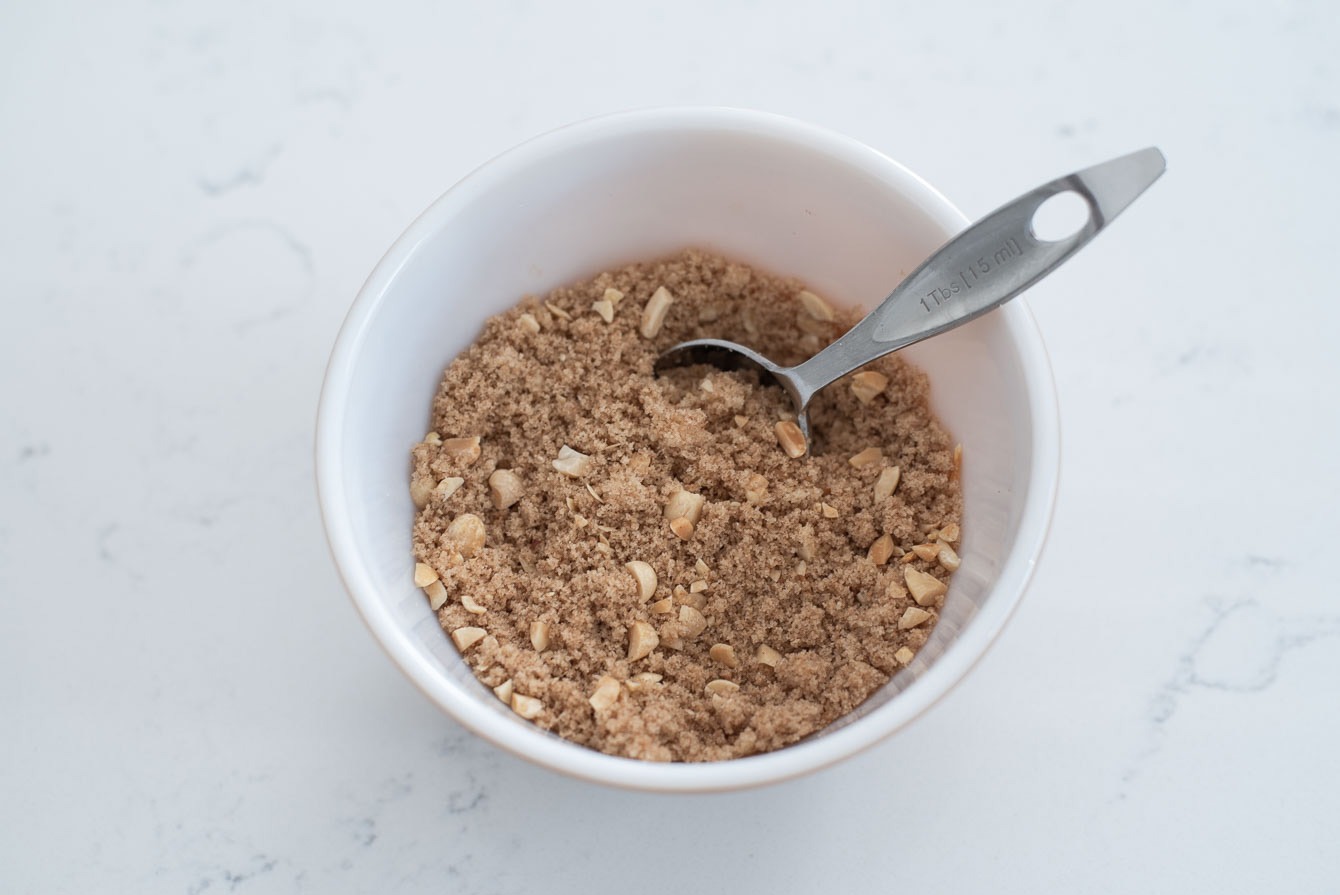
[409, 250, 962, 762]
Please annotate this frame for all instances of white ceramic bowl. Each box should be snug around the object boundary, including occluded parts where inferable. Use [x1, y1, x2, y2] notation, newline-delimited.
[316, 108, 1059, 792]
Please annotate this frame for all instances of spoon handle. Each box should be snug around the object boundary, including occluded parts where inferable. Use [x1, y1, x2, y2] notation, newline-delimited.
[788, 148, 1166, 402]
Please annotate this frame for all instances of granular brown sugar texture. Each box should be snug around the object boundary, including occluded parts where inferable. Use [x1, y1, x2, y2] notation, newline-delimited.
[410, 250, 962, 762]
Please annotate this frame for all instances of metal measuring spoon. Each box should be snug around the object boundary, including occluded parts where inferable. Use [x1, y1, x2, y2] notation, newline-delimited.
[655, 148, 1166, 454]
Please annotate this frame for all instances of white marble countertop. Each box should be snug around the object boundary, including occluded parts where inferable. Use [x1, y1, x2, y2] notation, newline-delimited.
[4, 1, 1337, 891]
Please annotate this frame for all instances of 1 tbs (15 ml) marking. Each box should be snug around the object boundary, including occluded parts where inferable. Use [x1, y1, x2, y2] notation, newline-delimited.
[919, 237, 1025, 312]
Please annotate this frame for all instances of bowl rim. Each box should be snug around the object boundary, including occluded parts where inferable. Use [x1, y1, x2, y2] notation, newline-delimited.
[315, 106, 1060, 792]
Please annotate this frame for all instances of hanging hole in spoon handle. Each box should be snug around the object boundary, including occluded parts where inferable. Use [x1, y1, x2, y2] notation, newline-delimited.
[786, 147, 1166, 402]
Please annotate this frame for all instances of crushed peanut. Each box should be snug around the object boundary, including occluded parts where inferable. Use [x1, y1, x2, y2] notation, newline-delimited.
[849, 447, 883, 469]
[894, 647, 915, 665]
[868, 534, 895, 566]
[511, 693, 543, 719]
[589, 675, 622, 711]
[904, 567, 948, 606]
[451, 626, 486, 651]
[493, 679, 514, 703]
[552, 444, 592, 477]
[529, 620, 551, 652]
[797, 289, 836, 321]
[639, 285, 674, 338]
[664, 490, 706, 525]
[591, 298, 615, 323]
[488, 469, 524, 510]
[517, 313, 541, 334]
[679, 605, 708, 639]
[625, 561, 658, 602]
[413, 562, 439, 587]
[627, 620, 659, 661]
[424, 579, 448, 611]
[899, 607, 933, 630]
[460, 593, 486, 615]
[755, 644, 783, 667]
[435, 476, 465, 500]
[705, 679, 740, 696]
[709, 643, 739, 668]
[669, 517, 695, 540]
[774, 420, 807, 458]
[850, 370, 890, 404]
[446, 513, 485, 558]
[442, 436, 482, 465]
[874, 466, 901, 501]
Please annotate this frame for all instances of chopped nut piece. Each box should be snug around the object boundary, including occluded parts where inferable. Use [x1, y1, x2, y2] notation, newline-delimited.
[774, 420, 807, 458]
[894, 647, 915, 665]
[675, 585, 706, 610]
[424, 580, 448, 611]
[797, 525, 818, 561]
[544, 300, 572, 321]
[873, 466, 901, 501]
[755, 644, 783, 667]
[649, 597, 674, 614]
[937, 543, 962, 572]
[679, 605, 708, 639]
[511, 693, 543, 719]
[709, 643, 739, 668]
[821, 503, 839, 519]
[744, 473, 769, 506]
[953, 443, 963, 475]
[689, 579, 708, 594]
[589, 675, 622, 711]
[442, 436, 482, 466]
[435, 476, 465, 500]
[849, 446, 883, 469]
[639, 285, 674, 338]
[410, 475, 434, 510]
[905, 567, 948, 606]
[796, 313, 831, 336]
[423, 432, 442, 446]
[669, 517, 695, 540]
[939, 522, 960, 543]
[551, 444, 593, 477]
[627, 620, 659, 660]
[695, 558, 710, 579]
[493, 679, 514, 703]
[460, 593, 486, 615]
[795, 560, 808, 576]
[625, 671, 662, 693]
[591, 298, 615, 323]
[603, 287, 625, 306]
[625, 561, 658, 602]
[705, 679, 740, 696]
[899, 551, 916, 564]
[664, 490, 706, 525]
[899, 607, 933, 630]
[850, 370, 890, 404]
[529, 620, 550, 652]
[868, 534, 895, 565]
[912, 543, 940, 561]
[699, 377, 714, 392]
[733, 414, 749, 427]
[517, 313, 541, 334]
[451, 626, 487, 651]
[446, 513, 486, 558]
[797, 289, 836, 321]
[413, 562, 439, 587]
[488, 469, 524, 509]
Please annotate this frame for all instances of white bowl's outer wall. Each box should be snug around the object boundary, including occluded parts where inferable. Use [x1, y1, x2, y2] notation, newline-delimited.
[316, 108, 1060, 792]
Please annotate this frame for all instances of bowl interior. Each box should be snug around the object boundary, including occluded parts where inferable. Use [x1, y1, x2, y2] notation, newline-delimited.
[318, 110, 1054, 791]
